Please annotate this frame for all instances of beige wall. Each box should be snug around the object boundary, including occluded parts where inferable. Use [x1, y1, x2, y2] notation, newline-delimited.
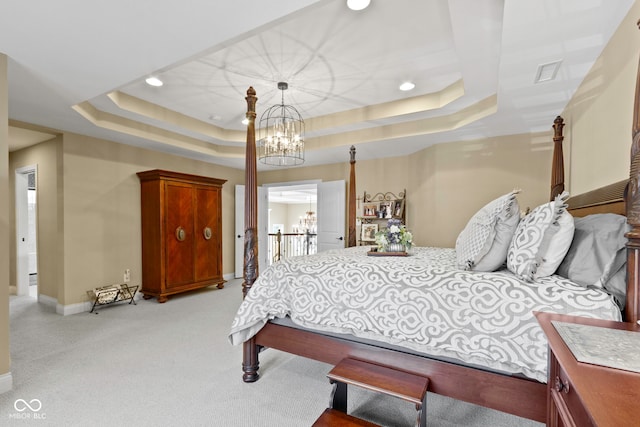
[268, 202, 288, 232]
[267, 202, 318, 233]
[60, 133, 244, 305]
[411, 132, 553, 247]
[287, 203, 317, 232]
[8, 132, 244, 306]
[1, 53, 11, 388]
[269, 203, 317, 233]
[260, 132, 553, 248]
[562, 0, 640, 195]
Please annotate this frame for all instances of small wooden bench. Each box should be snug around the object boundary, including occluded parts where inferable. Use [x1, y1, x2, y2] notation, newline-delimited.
[312, 408, 380, 426]
[327, 358, 429, 427]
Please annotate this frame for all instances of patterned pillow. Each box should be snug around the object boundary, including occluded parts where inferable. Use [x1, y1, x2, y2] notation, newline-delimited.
[456, 191, 520, 271]
[507, 191, 574, 281]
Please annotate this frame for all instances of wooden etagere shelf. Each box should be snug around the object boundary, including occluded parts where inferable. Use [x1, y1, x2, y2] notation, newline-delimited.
[358, 189, 406, 245]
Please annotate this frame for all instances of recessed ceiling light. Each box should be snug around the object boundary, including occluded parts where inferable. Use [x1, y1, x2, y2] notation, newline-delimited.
[145, 77, 163, 87]
[399, 81, 415, 91]
[347, 0, 371, 11]
[242, 118, 249, 125]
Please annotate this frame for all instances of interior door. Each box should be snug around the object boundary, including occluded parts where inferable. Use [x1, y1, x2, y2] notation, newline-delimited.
[234, 185, 268, 278]
[165, 182, 195, 287]
[317, 180, 346, 252]
[194, 186, 221, 282]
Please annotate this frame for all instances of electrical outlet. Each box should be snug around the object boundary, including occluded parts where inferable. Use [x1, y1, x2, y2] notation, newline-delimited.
[124, 269, 130, 283]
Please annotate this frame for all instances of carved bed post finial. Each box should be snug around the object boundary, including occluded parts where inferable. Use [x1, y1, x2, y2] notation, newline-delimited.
[550, 116, 565, 201]
[348, 146, 357, 247]
[243, 87, 260, 382]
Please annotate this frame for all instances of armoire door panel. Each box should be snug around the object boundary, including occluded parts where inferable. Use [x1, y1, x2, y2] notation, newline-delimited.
[165, 183, 195, 287]
[195, 186, 220, 282]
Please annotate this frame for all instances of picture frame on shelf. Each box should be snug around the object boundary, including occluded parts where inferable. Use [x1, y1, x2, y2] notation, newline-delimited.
[363, 203, 378, 217]
[361, 223, 378, 242]
[392, 199, 405, 219]
[379, 201, 393, 219]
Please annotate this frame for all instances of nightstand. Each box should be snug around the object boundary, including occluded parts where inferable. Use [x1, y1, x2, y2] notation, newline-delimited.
[535, 312, 640, 427]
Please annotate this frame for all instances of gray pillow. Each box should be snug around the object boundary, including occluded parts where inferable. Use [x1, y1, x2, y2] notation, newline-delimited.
[556, 213, 629, 310]
[455, 191, 520, 271]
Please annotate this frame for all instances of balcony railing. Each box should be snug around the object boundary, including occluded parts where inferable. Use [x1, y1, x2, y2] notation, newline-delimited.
[268, 231, 317, 264]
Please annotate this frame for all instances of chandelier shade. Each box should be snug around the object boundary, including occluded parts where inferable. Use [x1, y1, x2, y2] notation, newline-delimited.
[258, 82, 305, 166]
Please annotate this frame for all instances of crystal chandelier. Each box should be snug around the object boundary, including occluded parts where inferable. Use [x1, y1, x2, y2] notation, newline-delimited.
[299, 208, 317, 234]
[258, 82, 305, 166]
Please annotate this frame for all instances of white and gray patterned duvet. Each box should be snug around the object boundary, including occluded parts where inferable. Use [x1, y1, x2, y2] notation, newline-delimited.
[229, 246, 621, 382]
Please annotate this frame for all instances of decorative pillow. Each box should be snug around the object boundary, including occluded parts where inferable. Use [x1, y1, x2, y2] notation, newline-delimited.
[455, 190, 520, 271]
[556, 213, 629, 310]
[507, 191, 574, 281]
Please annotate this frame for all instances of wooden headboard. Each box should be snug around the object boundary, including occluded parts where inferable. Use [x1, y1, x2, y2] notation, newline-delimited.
[566, 180, 627, 218]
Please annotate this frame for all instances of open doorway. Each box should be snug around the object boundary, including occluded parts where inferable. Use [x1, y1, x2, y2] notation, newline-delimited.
[15, 165, 38, 298]
[267, 183, 318, 262]
[234, 180, 346, 278]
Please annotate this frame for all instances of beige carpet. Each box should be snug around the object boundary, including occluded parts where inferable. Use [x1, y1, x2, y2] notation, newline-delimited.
[0, 279, 543, 426]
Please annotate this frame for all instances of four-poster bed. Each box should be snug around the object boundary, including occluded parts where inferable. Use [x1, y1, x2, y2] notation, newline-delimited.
[234, 56, 640, 422]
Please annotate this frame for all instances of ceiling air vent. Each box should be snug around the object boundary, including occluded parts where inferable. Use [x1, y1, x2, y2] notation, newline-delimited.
[534, 60, 562, 84]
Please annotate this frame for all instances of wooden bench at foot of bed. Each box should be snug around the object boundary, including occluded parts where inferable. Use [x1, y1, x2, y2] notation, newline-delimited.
[328, 358, 429, 427]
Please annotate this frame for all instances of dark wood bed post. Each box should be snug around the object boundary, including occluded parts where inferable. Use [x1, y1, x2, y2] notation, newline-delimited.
[242, 87, 260, 382]
[550, 116, 565, 201]
[625, 23, 640, 325]
[348, 145, 357, 247]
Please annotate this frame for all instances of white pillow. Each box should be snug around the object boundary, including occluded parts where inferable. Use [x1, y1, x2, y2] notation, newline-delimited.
[456, 190, 520, 271]
[507, 191, 574, 281]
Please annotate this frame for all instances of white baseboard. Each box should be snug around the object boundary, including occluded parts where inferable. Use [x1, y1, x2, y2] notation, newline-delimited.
[223, 273, 237, 281]
[38, 294, 57, 310]
[0, 372, 13, 394]
[60, 301, 93, 316]
[38, 290, 143, 316]
[38, 294, 90, 316]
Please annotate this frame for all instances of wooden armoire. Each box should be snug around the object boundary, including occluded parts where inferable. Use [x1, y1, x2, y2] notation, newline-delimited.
[137, 170, 227, 302]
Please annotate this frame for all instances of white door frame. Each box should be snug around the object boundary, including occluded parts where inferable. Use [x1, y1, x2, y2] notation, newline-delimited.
[15, 164, 37, 296]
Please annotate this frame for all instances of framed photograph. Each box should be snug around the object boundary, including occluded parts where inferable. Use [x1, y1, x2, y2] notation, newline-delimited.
[392, 199, 405, 219]
[362, 203, 378, 217]
[361, 223, 378, 242]
[379, 201, 393, 219]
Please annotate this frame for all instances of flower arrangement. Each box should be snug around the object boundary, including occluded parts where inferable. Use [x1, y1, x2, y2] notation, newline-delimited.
[375, 218, 413, 252]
